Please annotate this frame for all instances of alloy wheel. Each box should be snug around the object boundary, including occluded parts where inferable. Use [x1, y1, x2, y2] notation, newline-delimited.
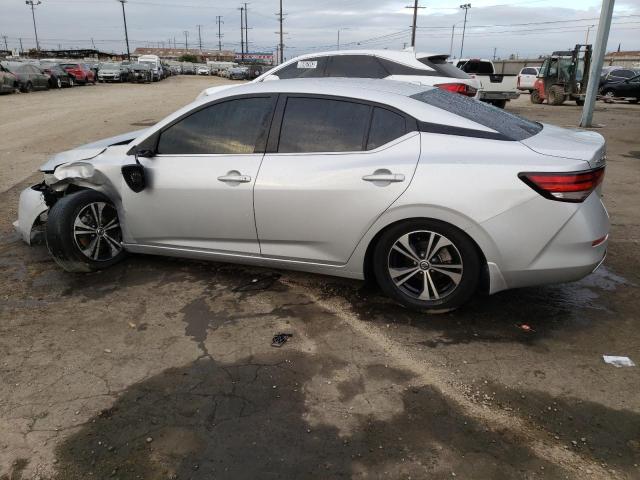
[387, 230, 463, 301]
[73, 202, 123, 261]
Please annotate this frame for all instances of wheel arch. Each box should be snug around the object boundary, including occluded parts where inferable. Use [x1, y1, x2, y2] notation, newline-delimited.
[353, 205, 502, 293]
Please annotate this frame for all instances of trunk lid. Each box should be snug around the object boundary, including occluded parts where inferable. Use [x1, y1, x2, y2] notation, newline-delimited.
[520, 123, 606, 168]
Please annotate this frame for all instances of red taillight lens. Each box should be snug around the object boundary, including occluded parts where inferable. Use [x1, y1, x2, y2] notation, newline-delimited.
[435, 82, 477, 97]
[519, 167, 605, 202]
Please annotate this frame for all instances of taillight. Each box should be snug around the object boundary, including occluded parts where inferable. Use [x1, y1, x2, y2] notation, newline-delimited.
[435, 82, 477, 97]
[519, 167, 605, 203]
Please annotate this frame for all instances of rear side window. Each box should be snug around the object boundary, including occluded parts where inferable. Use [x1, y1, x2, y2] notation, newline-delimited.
[157, 97, 274, 155]
[325, 55, 389, 78]
[521, 68, 537, 75]
[274, 57, 327, 79]
[278, 97, 371, 153]
[456, 60, 494, 75]
[612, 69, 636, 79]
[417, 56, 471, 79]
[411, 89, 542, 141]
[366, 108, 406, 150]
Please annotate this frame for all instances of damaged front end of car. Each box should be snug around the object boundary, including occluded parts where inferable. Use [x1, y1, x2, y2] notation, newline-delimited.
[14, 128, 147, 245]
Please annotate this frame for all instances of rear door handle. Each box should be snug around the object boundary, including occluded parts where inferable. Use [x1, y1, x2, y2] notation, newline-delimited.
[362, 173, 405, 183]
[218, 171, 252, 183]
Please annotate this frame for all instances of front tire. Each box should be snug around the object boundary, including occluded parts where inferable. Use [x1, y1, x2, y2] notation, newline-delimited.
[373, 220, 481, 313]
[46, 190, 126, 272]
[530, 89, 543, 104]
[548, 85, 566, 105]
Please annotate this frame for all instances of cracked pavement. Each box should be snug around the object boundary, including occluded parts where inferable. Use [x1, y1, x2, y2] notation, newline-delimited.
[1, 77, 639, 479]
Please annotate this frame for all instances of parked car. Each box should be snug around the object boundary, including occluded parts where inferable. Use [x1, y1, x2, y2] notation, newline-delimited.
[15, 78, 608, 313]
[128, 63, 152, 83]
[138, 54, 162, 81]
[517, 66, 539, 92]
[98, 63, 128, 83]
[454, 58, 520, 108]
[0, 62, 18, 93]
[197, 66, 211, 76]
[253, 49, 480, 98]
[40, 62, 75, 88]
[228, 66, 249, 80]
[1, 62, 49, 92]
[599, 67, 639, 87]
[60, 63, 95, 85]
[182, 64, 196, 75]
[600, 73, 640, 103]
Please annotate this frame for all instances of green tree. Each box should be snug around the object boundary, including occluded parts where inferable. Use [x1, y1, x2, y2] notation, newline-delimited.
[178, 54, 199, 63]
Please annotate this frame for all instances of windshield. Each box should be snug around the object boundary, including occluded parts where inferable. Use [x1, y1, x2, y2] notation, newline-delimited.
[411, 88, 542, 141]
[456, 60, 494, 75]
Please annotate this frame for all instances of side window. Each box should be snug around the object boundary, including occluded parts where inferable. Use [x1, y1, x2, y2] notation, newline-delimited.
[619, 70, 636, 79]
[522, 68, 536, 75]
[157, 97, 274, 155]
[366, 108, 407, 150]
[325, 55, 388, 78]
[278, 97, 371, 153]
[274, 57, 327, 79]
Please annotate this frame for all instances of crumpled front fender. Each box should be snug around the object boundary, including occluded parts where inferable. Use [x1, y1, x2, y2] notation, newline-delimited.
[13, 187, 48, 245]
[44, 161, 109, 191]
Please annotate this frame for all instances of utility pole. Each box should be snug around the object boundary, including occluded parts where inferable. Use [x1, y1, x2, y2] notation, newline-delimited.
[244, 3, 249, 56]
[184, 30, 189, 50]
[2, 36, 8, 51]
[337, 28, 350, 51]
[493, 47, 497, 60]
[19, 38, 24, 54]
[239, 6, 245, 61]
[449, 23, 456, 57]
[26, 0, 42, 53]
[277, 0, 284, 64]
[216, 16, 223, 51]
[116, 0, 131, 60]
[405, 0, 425, 48]
[585, 24, 596, 45]
[197, 24, 203, 50]
[580, 0, 615, 128]
[173, 36, 176, 49]
[459, 3, 471, 59]
[91, 37, 96, 50]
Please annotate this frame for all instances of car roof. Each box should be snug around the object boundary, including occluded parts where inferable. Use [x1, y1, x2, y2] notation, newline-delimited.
[280, 49, 446, 72]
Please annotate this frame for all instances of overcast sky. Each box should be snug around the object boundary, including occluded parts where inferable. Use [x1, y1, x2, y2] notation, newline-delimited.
[2, 0, 639, 59]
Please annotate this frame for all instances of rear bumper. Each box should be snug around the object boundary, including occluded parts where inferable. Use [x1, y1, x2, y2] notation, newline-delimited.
[485, 193, 610, 293]
[479, 91, 520, 101]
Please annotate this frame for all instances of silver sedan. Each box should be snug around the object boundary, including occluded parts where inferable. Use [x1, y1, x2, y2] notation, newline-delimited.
[15, 78, 609, 312]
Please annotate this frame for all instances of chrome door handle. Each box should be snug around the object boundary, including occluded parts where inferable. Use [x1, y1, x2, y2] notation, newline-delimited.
[362, 173, 405, 182]
[217, 172, 252, 183]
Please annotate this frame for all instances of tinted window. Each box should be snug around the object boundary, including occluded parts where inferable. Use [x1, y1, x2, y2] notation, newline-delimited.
[274, 57, 327, 79]
[521, 68, 537, 75]
[325, 55, 388, 78]
[278, 97, 370, 153]
[417, 56, 470, 79]
[367, 108, 406, 150]
[157, 97, 274, 155]
[411, 89, 542, 141]
[613, 69, 636, 79]
[456, 60, 494, 75]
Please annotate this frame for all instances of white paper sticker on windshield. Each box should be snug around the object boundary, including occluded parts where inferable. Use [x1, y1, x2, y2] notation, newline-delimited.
[297, 61, 317, 69]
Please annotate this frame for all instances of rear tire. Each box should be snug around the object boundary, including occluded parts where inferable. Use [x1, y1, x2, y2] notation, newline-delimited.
[22, 81, 33, 93]
[492, 99, 507, 109]
[602, 89, 615, 103]
[548, 85, 566, 105]
[46, 190, 126, 273]
[373, 219, 481, 313]
[56, 78, 62, 89]
[530, 89, 543, 104]
[575, 98, 585, 106]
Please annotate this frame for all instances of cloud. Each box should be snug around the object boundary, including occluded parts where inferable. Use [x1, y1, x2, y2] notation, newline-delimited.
[1, 0, 638, 60]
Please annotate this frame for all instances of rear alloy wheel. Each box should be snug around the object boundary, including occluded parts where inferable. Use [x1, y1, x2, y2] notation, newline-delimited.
[46, 190, 126, 272]
[373, 220, 480, 313]
[56, 77, 62, 88]
[22, 81, 33, 93]
[69, 77, 75, 87]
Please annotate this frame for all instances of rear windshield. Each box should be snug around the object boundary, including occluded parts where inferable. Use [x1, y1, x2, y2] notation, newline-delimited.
[418, 56, 470, 79]
[456, 60, 494, 75]
[411, 89, 542, 141]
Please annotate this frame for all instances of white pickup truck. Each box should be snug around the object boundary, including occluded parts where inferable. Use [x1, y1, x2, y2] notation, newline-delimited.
[454, 59, 520, 108]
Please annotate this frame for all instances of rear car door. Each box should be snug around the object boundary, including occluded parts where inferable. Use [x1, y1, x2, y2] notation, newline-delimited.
[122, 95, 276, 254]
[254, 95, 420, 264]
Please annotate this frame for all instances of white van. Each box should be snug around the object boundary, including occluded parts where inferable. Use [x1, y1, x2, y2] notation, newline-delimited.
[138, 55, 162, 82]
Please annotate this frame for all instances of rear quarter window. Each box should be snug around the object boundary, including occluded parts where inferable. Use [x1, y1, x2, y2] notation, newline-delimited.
[411, 89, 542, 141]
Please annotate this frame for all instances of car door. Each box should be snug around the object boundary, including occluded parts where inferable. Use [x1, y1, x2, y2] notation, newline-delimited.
[616, 75, 640, 97]
[122, 95, 277, 254]
[254, 95, 420, 264]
